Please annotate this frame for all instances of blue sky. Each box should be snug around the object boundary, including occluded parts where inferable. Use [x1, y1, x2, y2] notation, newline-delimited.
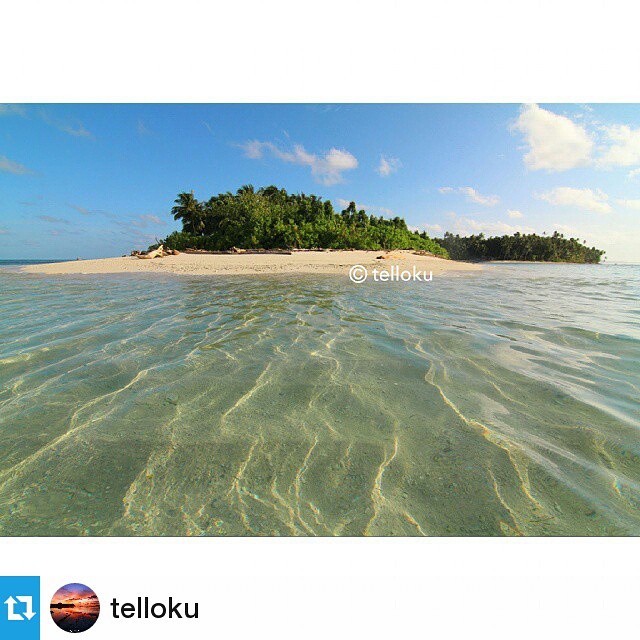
[1, 103, 639, 261]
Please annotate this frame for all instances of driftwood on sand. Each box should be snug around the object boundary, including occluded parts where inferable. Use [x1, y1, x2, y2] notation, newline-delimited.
[183, 248, 292, 255]
[135, 245, 180, 259]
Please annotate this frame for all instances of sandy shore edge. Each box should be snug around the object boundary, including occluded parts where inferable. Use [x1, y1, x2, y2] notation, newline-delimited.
[21, 250, 480, 277]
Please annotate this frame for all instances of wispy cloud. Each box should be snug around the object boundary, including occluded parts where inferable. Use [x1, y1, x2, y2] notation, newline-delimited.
[0, 226, 10, 235]
[0, 104, 25, 117]
[97, 210, 121, 222]
[0, 155, 33, 175]
[446, 213, 536, 236]
[336, 199, 395, 216]
[376, 155, 401, 177]
[550, 223, 581, 237]
[67, 203, 91, 215]
[616, 198, 640, 211]
[537, 187, 611, 214]
[4, 104, 94, 139]
[48, 228, 82, 237]
[239, 140, 358, 185]
[202, 121, 214, 136]
[20, 197, 44, 206]
[410, 223, 442, 234]
[439, 186, 499, 206]
[306, 105, 344, 114]
[139, 214, 162, 225]
[40, 111, 93, 139]
[137, 119, 152, 137]
[131, 214, 164, 228]
[37, 215, 71, 224]
[507, 209, 524, 219]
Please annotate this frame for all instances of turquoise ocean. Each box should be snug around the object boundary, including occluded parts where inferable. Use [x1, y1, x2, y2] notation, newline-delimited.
[0, 262, 638, 535]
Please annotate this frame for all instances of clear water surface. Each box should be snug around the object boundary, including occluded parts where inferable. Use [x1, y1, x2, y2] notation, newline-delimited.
[0, 263, 638, 535]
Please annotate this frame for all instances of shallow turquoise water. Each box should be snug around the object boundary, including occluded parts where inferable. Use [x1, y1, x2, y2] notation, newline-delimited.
[0, 263, 638, 535]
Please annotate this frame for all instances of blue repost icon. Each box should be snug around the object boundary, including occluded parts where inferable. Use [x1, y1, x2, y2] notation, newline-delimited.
[0, 577, 40, 640]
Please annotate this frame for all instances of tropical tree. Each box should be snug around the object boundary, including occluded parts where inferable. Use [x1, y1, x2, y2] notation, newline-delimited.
[159, 186, 449, 256]
[171, 191, 204, 234]
[437, 231, 604, 263]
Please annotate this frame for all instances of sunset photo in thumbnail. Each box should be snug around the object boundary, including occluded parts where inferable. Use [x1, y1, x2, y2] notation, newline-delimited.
[50, 583, 100, 633]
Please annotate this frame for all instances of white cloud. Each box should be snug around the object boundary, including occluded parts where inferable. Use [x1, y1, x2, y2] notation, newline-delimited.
[446, 213, 535, 236]
[616, 198, 640, 211]
[439, 186, 499, 206]
[512, 104, 640, 176]
[507, 209, 523, 219]
[411, 223, 442, 234]
[460, 187, 499, 206]
[551, 223, 580, 237]
[336, 199, 395, 216]
[239, 140, 358, 185]
[598, 124, 640, 168]
[511, 104, 593, 171]
[376, 155, 401, 177]
[0, 155, 32, 175]
[628, 168, 640, 180]
[537, 187, 612, 214]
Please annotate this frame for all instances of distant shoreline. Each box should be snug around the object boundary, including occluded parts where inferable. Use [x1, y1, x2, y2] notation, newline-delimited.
[486, 260, 604, 265]
[20, 250, 480, 277]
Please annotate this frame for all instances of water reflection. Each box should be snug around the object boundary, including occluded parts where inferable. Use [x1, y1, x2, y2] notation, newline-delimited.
[50, 583, 100, 632]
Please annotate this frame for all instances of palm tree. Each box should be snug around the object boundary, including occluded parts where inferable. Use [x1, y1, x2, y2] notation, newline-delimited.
[172, 191, 204, 234]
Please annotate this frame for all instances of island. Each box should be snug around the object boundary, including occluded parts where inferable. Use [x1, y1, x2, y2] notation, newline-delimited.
[161, 186, 605, 263]
[436, 231, 604, 263]
[22, 185, 605, 275]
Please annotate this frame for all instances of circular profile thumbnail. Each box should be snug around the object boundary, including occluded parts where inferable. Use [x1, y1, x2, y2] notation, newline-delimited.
[50, 583, 100, 633]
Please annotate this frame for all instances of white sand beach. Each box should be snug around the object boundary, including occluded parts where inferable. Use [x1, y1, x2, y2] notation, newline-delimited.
[21, 250, 480, 276]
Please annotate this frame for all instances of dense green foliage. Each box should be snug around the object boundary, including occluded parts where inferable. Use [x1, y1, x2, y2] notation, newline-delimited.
[157, 186, 604, 264]
[161, 186, 449, 256]
[437, 231, 605, 263]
